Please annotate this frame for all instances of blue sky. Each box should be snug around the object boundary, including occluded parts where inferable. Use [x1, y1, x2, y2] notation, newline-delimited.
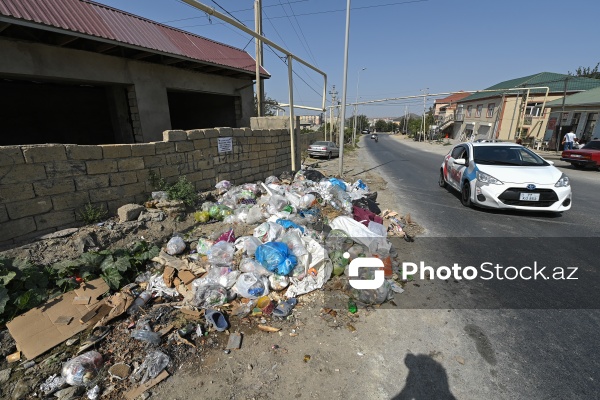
[99, 0, 600, 118]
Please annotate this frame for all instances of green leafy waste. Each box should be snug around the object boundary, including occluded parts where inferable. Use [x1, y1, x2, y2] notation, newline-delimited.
[0, 241, 160, 324]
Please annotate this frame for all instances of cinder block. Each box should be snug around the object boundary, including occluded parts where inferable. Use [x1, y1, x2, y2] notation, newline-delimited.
[0, 204, 8, 223]
[0, 146, 25, 166]
[131, 143, 156, 157]
[203, 129, 218, 139]
[101, 144, 132, 159]
[86, 160, 118, 175]
[232, 128, 244, 137]
[154, 142, 176, 155]
[65, 145, 103, 160]
[185, 171, 203, 183]
[35, 210, 76, 230]
[163, 130, 187, 142]
[0, 183, 35, 202]
[248, 137, 257, 144]
[6, 198, 52, 219]
[193, 139, 210, 150]
[175, 141, 195, 153]
[267, 149, 277, 157]
[110, 171, 138, 186]
[74, 175, 110, 191]
[45, 161, 86, 178]
[0, 164, 46, 185]
[118, 157, 145, 171]
[203, 168, 216, 179]
[33, 179, 75, 196]
[187, 130, 204, 140]
[143, 156, 166, 168]
[89, 187, 123, 202]
[160, 165, 180, 179]
[22, 144, 67, 163]
[243, 128, 253, 137]
[0, 217, 36, 242]
[120, 182, 146, 197]
[52, 192, 90, 211]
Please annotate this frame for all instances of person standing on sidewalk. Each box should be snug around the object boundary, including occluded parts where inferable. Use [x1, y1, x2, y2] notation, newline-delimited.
[562, 130, 577, 150]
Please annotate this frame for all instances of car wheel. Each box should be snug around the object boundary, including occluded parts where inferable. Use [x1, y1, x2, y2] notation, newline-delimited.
[328, 152, 332, 160]
[572, 163, 583, 169]
[460, 181, 472, 207]
[438, 169, 446, 188]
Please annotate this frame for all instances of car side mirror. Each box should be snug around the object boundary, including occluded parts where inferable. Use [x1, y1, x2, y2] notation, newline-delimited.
[453, 158, 466, 166]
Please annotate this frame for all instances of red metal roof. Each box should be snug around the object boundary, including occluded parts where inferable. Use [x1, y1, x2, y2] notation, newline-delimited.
[0, 0, 266, 76]
[434, 91, 472, 105]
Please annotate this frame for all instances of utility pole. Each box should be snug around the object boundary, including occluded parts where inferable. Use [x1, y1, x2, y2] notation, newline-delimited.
[421, 88, 428, 142]
[254, 0, 264, 116]
[329, 85, 338, 142]
[338, 0, 351, 176]
[555, 77, 569, 152]
[403, 105, 408, 134]
[353, 67, 366, 147]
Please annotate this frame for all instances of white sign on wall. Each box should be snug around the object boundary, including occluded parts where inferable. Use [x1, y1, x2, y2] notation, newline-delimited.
[217, 137, 233, 154]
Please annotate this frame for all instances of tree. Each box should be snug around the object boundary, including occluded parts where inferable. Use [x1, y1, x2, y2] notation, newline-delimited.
[345, 114, 369, 133]
[568, 62, 600, 79]
[254, 93, 281, 116]
[375, 119, 387, 132]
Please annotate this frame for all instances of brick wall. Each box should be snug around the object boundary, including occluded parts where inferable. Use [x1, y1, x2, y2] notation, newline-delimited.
[0, 124, 314, 247]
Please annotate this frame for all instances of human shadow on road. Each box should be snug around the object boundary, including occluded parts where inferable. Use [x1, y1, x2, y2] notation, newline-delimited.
[391, 353, 457, 400]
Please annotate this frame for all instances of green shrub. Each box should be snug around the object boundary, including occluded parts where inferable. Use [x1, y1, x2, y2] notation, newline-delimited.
[148, 170, 198, 206]
[78, 202, 108, 224]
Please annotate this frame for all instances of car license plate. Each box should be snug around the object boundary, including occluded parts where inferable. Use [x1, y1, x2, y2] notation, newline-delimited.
[519, 193, 540, 201]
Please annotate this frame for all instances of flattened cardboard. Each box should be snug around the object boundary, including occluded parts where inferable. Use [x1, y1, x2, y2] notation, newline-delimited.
[124, 370, 169, 400]
[6, 278, 109, 360]
[178, 270, 196, 285]
[72, 296, 91, 305]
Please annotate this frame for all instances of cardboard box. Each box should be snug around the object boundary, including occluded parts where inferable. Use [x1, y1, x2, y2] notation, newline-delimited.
[6, 278, 109, 360]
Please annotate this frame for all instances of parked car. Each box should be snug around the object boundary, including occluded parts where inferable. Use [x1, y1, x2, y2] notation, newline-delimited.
[439, 142, 571, 212]
[561, 139, 600, 169]
[307, 141, 340, 159]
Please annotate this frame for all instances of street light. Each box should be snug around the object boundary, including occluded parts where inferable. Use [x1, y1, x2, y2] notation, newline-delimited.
[353, 67, 366, 146]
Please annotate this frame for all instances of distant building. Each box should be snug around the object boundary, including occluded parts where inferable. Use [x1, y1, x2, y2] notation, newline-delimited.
[453, 72, 600, 145]
[433, 91, 472, 136]
[0, 0, 268, 145]
[299, 114, 323, 128]
[545, 86, 600, 146]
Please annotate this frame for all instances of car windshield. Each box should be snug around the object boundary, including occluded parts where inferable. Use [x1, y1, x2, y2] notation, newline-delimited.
[312, 141, 328, 146]
[473, 146, 549, 166]
[582, 141, 600, 150]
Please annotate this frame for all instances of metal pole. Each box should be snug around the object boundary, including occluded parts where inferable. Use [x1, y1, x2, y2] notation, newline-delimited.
[353, 67, 366, 146]
[254, 0, 263, 116]
[324, 106, 328, 141]
[555, 77, 569, 152]
[338, 0, 351, 176]
[287, 55, 296, 171]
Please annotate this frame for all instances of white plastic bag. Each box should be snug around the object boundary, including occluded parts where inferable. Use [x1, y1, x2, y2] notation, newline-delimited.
[207, 241, 235, 266]
[233, 272, 270, 299]
[166, 236, 186, 255]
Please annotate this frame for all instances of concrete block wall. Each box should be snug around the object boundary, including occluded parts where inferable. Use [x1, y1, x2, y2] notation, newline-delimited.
[0, 125, 298, 247]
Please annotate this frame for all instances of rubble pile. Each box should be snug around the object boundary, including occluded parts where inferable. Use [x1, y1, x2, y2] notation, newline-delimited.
[0, 168, 417, 399]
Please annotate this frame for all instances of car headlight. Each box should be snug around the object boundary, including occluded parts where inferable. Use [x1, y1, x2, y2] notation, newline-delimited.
[476, 170, 503, 185]
[555, 173, 570, 187]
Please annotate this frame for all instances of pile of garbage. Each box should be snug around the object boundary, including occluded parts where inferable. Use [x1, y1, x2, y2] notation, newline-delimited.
[1, 168, 414, 399]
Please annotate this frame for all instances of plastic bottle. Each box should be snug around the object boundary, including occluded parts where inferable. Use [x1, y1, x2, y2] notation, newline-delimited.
[127, 291, 152, 315]
[348, 299, 358, 314]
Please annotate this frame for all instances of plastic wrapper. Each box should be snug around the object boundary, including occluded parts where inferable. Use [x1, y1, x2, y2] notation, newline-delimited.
[40, 374, 66, 395]
[61, 351, 103, 387]
[298, 193, 317, 209]
[215, 180, 232, 194]
[201, 201, 215, 212]
[328, 177, 347, 191]
[166, 236, 186, 255]
[131, 350, 170, 384]
[246, 205, 264, 225]
[269, 274, 289, 291]
[329, 216, 390, 254]
[191, 282, 231, 308]
[284, 192, 301, 209]
[276, 219, 305, 233]
[281, 231, 309, 259]
[269, 194, 289, 211]
[235, 236, 263, 257]
[216, 228, 236, 243]
[147, 273, 179, 298]
[208, 204, 233, 221]
[238, 257, 271, 276]
[207, 241, 235, 266]
[201, 266, 240, 288]
[350, 268, 392, 305]
[233, 272, 270, 299]
[232, 204, 252, 223]
[285, 237, 333, 298]
[196, 238, 213, 255]
[255, 242, 298, 276]
[265, 176, 280, 185]
[194, 210, 210, 223]
[329, 185, 353, 213]
[267, 183, 286, 196]
[131, 329, 161, 345]
[253, 221, 284, 243]
[368, 221, 387, 236]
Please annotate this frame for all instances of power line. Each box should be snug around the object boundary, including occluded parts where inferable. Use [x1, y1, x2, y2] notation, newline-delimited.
[175, 0, 429, 28]
[279, 0, 318, 67]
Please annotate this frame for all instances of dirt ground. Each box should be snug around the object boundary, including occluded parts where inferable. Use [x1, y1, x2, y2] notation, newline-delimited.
[0, 141, 423, 400]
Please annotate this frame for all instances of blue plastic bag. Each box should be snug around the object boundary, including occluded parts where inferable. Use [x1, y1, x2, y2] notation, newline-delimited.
[328, 177, 347, 191]
[276, 219, 305, 233]
[255, 242, 298, 276]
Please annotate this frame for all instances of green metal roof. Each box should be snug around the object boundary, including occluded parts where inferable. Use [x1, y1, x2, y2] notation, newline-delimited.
[460, 72, 600, 102]
[545, 86, 600, 107]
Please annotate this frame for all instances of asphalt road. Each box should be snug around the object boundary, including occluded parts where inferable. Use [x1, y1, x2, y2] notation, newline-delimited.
[357, 134, 600, 399]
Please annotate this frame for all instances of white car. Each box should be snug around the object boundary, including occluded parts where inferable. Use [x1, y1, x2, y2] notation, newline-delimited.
[439, 142, 571, 212]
